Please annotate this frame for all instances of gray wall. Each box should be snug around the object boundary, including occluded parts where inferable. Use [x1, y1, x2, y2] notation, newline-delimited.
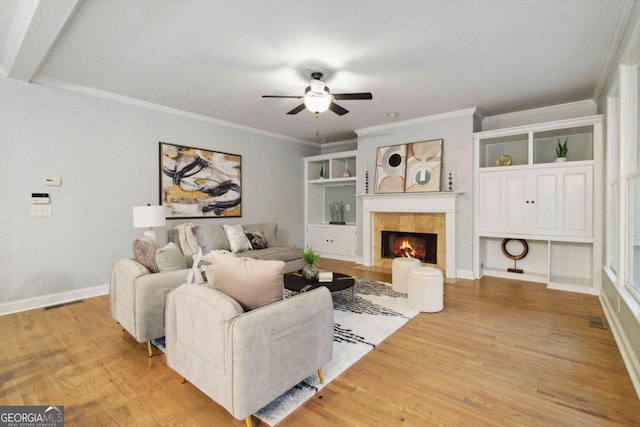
[0, 77, 319, 304]
[355, 111, 475, 277]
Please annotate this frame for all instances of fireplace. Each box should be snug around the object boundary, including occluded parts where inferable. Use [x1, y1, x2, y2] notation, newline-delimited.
[361, 192, 459, 278]
[381, 231, 437, 263]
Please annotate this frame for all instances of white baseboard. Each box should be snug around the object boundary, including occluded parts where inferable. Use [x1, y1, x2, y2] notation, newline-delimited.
[455, 269, 475, 280]
[0, 284, 109, 316]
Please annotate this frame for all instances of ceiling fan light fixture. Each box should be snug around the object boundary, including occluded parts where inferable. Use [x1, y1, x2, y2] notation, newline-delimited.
[304, 92, 331, 113]
[310, 78, 326, 93]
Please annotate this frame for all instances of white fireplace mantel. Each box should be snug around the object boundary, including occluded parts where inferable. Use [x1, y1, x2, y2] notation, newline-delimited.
[359, 192, 461, 278]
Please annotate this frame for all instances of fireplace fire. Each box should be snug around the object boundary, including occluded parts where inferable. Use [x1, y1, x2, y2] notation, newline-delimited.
[381, 231, 437, 264]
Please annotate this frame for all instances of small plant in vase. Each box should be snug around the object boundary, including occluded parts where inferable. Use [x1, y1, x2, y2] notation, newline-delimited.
[301, 248, 320, 282]
[555, 138, 568, 162]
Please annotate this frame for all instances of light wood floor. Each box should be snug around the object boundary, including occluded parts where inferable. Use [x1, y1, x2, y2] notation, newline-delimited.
[1, 258, 639, 426]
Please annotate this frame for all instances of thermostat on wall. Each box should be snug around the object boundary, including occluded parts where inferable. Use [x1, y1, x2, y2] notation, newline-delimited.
[32, 193, 50, 204]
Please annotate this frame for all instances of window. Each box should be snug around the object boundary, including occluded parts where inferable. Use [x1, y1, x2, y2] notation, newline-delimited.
[607, 79, 620, 273]
[623, 65, 640, 300]
[630, 175, 640, 296]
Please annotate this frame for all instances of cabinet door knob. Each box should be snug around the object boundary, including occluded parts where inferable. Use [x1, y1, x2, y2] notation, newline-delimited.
[531, 200, 535, 204]
[526, 200, 530, 204]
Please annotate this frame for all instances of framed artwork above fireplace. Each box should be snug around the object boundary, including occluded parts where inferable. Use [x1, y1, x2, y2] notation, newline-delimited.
[375, 139, 443, 193]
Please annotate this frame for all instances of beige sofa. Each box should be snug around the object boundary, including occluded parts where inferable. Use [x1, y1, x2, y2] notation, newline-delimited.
[167, 223, 304, 274]
[165, 283, 334, 426]
[110, 222, 304, 355]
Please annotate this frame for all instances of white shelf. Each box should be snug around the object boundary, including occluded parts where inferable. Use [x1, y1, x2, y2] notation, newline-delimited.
[304, 150, 359, 262]
[309, 177, 357, 184]
[481, 268, 547, 284]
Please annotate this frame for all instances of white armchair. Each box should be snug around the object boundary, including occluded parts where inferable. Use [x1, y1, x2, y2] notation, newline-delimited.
[165, 283, 334, 426]
[110, 259, 190, 356]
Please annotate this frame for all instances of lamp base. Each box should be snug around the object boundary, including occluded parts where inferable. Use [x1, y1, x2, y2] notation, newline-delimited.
[143, 229, 158, 242]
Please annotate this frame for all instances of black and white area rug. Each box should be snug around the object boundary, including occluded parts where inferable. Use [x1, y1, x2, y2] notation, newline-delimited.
[254, 278, 418, 426]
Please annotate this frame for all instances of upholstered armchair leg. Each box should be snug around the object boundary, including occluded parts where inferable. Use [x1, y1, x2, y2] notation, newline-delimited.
[245, 416, 252, 427]
[318, 368, 324, 385]
[147, 341, 153, 357]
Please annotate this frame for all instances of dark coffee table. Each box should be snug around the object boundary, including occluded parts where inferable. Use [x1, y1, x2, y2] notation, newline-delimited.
[284, 272, 355, 299]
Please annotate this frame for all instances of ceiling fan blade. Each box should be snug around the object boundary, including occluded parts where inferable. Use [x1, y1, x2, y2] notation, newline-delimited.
[332, 92, 373, 100]
[262, 95, 304, 99]
[329, 102, 349, 116]
[287, 104, 306, 115]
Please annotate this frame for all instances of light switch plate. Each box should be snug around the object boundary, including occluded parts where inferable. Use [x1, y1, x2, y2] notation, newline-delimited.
[31, 205, 52, 216]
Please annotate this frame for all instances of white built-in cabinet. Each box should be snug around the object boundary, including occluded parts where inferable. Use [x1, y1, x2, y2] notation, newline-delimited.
[473, 116, 602, 294]
[307, 224, 357, 258]
[478, 164, 593, 237]
[304, 151, 358, 261]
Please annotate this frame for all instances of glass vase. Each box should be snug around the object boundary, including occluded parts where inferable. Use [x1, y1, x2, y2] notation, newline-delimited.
[302, 263, 319, 282]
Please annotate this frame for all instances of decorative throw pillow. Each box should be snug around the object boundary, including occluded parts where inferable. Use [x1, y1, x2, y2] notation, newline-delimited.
[132, 237, 159, 273]
[245, 231, 268, 250]
[222, 224, 252, 253]
[155, 242, 187, 272]
[202, 254, 284, 311]
[195, 224, 231, 253]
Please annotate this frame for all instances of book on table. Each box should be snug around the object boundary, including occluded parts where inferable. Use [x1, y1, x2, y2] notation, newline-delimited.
[318, 271, 333, 282]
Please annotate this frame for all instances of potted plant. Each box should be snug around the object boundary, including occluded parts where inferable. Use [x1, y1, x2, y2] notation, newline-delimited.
[555, 138, 568, 162]
[301, 248, 320, 282]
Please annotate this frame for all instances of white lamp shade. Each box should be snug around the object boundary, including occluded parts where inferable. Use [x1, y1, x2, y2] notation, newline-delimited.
[133, 205, 166, 228]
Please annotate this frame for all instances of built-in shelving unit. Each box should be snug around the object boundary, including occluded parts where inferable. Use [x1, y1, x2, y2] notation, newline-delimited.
[473, 115, 603, 295]
[304, 151, 358, 261]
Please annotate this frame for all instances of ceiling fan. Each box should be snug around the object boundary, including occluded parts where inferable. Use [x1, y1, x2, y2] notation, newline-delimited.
[262, 72, 372, 116]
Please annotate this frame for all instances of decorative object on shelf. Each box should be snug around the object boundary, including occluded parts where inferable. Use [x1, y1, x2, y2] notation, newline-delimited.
[495, 154, 512, 166]
[159, 142, 242, 219]
[555, 137, 568, 162]
[342, 164, 350, 178]
[301, 248, 320, 282]
[447, 172, 454, 192]
[329, 200, 345, 224]
[132, 204, 166, 241]
[375, 144, 407, 193]
[319, 164, 326, 179]
[405, 139, 443, 192]
[500, 238, 529, 274]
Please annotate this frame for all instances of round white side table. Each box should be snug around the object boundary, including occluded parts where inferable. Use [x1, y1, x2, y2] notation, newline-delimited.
[392, 257, 421, 293]
[408, 266, 443, 312]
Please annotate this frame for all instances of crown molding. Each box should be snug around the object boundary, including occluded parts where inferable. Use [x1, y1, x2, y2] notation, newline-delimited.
[31, 77, 319, 147]
[481, 100, 597, 129]
[355, 107, 477, 136]
[594, 0, 636, 101]
[322, 139, 357, 149]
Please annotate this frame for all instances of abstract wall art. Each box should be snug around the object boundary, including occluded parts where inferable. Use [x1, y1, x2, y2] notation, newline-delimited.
[405, 139, 443, 192]
[375, 139, 443, 194]
[375, 144, 407, 193]
[159, 142, 242, 218]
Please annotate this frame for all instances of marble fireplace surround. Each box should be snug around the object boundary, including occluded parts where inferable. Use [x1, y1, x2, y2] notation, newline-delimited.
[360, 193, 459, 279]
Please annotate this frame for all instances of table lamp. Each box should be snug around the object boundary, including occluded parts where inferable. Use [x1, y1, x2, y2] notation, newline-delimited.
[133, 204, 166, 242]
